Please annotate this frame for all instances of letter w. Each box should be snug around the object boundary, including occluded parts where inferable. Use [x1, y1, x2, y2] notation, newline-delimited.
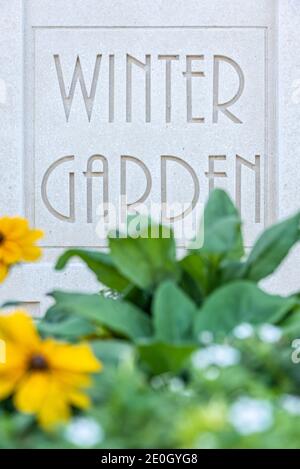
[54, 54, 102, 122]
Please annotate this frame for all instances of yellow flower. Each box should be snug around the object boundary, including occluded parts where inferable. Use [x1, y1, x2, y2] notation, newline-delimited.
[0, 217, 43, 266]
[0, 311, 102, 429]
[0, 262, 8, 283]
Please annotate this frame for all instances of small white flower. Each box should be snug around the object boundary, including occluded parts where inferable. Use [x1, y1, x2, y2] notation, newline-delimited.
[229, 398, 273, 435]
[150, 375, 166, 389]
[64, 417, 104, 447]
[281, 395, 300, 416]
[192, 345, 240, 369]
[198, 331, 214, 345]
[233, 323, 254, 340]
[258, 324, 282, 343]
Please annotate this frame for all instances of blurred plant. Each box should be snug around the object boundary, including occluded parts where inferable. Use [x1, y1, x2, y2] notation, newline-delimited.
[0, 311, 101, 429]
[45, 189, 300, 374]
[2, 189, 300, 449]
[0, 217, 43, 282]
[1, 332, 300, 448]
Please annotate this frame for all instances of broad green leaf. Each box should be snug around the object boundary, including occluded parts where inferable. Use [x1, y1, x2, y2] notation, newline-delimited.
[109, 223, 179, 290]
[281, 308, 300, 337]
[153, 281, 197, 343]
[202, 216, 243, 258]
[50, 291, 152, 340]
[180, 254, 207, 296]
[194, 281, 297, 337]
[122, 285, 152, 312]
[200, 189, 244, 259]
[205, 188, 240, 226]
[55, 249, 130, 291]
[243, 213, 300, 281]
[220, 260, 246, 283]
[181, 252, 227, 298]
[91, 340, 134, 366]
[137, 340, 196, 374]
[38, 315, 95, 339]
[178, 270, 204, 307]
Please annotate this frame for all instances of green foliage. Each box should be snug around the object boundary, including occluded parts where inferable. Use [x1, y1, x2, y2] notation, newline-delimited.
[53, 188, 300, 357]
[48, 291, 152, 341]
[18, 188, 300, 449]
[56, 249, 129, 291]
[153, 281, 197, 344]
[241, 213, 300, 281]
[194, 281, 298, 338]
[137, 341, 197, 374]
[108, 221, 180, 290]
[202, 189, 244, 260]
[3, 335, 300, 449]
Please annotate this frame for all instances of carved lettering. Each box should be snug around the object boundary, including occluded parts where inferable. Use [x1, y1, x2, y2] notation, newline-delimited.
[236, 154, 261, 223]
[213, 55, 245, 124]
[126, 54, 151, 123]
[54, 54, 102, 122]
[41, 155, 75, 222]
[161, 155, 200, 222]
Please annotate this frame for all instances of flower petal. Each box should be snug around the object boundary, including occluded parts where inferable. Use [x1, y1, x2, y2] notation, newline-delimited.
[3, 218, 29, 240]
[14, 371, 50, 413]
[0, 311, 40, 351]
[0, 263, 8, 283]
[45, 342, 102, 373]
[37, 380, 70, 429]
[0, 340, 28, 374]
[68, 390, 91, 409]
[0, 241, 22, 264]
[53, 369, 92, 388]
[0, 374, 21, 400]
[20, 245, 42, 262]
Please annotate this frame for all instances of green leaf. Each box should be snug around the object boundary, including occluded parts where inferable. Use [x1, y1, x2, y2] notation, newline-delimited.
[220, 260, 247, 283]
[109, 223, 179, 290]
[205, 188, 239, 225]
[38, 315, 95, 339]
[137, 340, 196, 374]
[122, 285, 152, 312]
[281, 307, 300, 338]
[153, 281, 197, 343]
[91, 340, 134, 366]
[194, 280, 297, 337]
[50, 291, 152, 341]
[55, 249, 130, 292]
[202, 216, 243, 258]
[201, 189, 244, 260]
[243, 213, 300, 281]
[179, 254, 207, 296]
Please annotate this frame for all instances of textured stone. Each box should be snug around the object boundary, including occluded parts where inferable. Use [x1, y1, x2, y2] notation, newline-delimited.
[1, 1, 298, 311]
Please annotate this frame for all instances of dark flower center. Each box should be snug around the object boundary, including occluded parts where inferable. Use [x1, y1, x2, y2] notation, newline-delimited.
[0, 232, 5, 245]
[29, 354, 49, 371]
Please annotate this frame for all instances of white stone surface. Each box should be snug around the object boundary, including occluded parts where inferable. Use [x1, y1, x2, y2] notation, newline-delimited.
[263, 0, 300, 295]
[1, 0, 299, 312]
[33, 27, 266, 247]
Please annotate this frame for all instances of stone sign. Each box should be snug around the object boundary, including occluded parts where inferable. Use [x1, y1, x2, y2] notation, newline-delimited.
[33, 27, 266, 247]
[2, 0, 298, 313]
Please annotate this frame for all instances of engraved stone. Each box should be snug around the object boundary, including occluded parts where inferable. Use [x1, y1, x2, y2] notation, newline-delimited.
[1, 0, 287, 311]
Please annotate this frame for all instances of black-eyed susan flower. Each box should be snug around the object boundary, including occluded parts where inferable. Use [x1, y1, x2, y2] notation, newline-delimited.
[0, 311, 102, 429]
[0, 262, 8, 283]
[0, 217, 43, 279]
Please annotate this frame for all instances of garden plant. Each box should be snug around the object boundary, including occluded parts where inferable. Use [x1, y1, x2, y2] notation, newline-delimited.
[1, 190, 300, 448]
